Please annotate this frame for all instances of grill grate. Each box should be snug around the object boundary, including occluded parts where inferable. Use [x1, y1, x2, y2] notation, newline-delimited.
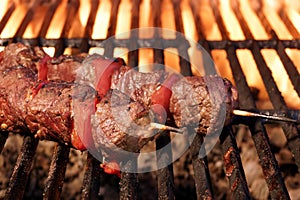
[0, 0, 300, 199]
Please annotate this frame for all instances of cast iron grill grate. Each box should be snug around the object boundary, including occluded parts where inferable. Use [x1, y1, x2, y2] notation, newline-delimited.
[0, 0, 300, 199]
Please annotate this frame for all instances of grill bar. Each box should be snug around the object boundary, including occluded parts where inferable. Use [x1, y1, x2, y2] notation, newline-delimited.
[38, 0, 62, 39]
[171, 0, 192, 76]
[119, 158, 138, 200]
[209, 2, 290, 197]
[278, 8, 300, 39]
[226, 46, 290, 199]
[0, 2, 15, 35]
[4, 135, 39, 200]
[43, 144, 70, 200]
[220, 127, 250, 199]
[276, 42, 300, 97]
[151, 2, 176, 196]
[156, 132, 175, 200]
[14, 0, 40, 40]
[190, 134, 214, 199]
[0, 0, 300, 199]
[81, 153, 102, 200]
[0, 131, 8, 154]
[54, 0, 79, 57]
[79, 0, 99, 53]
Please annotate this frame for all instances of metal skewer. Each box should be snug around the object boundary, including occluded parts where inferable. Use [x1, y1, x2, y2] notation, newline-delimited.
[233, 109, 299, 124]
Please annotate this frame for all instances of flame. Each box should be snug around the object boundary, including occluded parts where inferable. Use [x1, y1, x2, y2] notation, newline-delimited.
[1, 1, 28, 38]
[161, 0, 176, 39]
[181, 0, 197, 41]
[115, 0, 132, 39]
[92, 0, 111, 39]
[239, 0, 269, 40]
[219, 0, 245, 40]
[69, 0, 91, 38]
[0, 0, 10, 22]
[261, 49, 300, 109]
[284, 0, 300, 31]
[139, 0, 152, 28]
[164, 48, 180, 73]
[262, 0, 292, 39]
[46, 0, 68, 38]
[42, 47, 55, 57]
[114, 47, 128, 65]
[139, 48, 154, 72]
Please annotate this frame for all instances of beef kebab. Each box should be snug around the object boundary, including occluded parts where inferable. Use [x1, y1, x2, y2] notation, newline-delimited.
[0, 43, 239, 158]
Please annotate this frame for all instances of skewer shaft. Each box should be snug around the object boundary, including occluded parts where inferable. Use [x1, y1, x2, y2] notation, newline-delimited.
[233, 109, 299, 124]
[149, 122, 184, 133]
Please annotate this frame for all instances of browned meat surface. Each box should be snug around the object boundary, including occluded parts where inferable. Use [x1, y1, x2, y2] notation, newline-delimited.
[92, 90, 155, 157]
[170, 76, 238, 135]
[0, 43, 92, 144]
[0, 43, 239, 152]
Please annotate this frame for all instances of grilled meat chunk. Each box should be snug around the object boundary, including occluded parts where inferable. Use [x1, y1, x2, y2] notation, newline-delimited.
[0, 43, 239, 153]
[170, 76, 238, 135]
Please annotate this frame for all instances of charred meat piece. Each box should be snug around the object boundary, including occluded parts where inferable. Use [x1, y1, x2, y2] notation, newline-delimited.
[0, 43, 95, 145]
[170, 76, 238, 135]
[92, 90, 156, 157]
[0, 43, 239, 153]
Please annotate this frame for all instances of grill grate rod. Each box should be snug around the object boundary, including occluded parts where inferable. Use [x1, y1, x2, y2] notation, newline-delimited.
[79, 0, 99, 53]
[220, 127, 250, 199]
[0, 2, 15, 35]
[151, 0, 176, 197]
[4, 135, 39, 200]
[247, 0, 300, 99]
[210, 0, 291, 198]
[227, 45, 290, 199]
[43, 144, 70, 200]
[190, 134, 214, 199]
[0, 131, 8, 154]
[81, 152, 102, 200]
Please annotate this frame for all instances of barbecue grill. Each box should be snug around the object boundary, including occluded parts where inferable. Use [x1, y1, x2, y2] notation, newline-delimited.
[0, 0, 300, 199]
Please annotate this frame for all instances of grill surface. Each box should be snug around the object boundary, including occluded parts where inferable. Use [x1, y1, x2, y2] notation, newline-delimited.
[0, 0, 300, 199]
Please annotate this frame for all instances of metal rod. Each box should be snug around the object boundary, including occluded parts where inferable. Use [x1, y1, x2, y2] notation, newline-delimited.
[43, 144, 70, 200]
[220, 126, 251, 199]
[190, 134, 214, 199]
[81, 152, 102, 200]
[4, 135, 39, 200]
[0, 131, 9, 154]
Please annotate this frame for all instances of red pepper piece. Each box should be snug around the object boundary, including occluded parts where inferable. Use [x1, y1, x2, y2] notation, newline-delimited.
[37, 55, 51, 81]
[100, 161, 121, 177]
[150, 74, 181, 123]
[93, 58, 125, 99]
